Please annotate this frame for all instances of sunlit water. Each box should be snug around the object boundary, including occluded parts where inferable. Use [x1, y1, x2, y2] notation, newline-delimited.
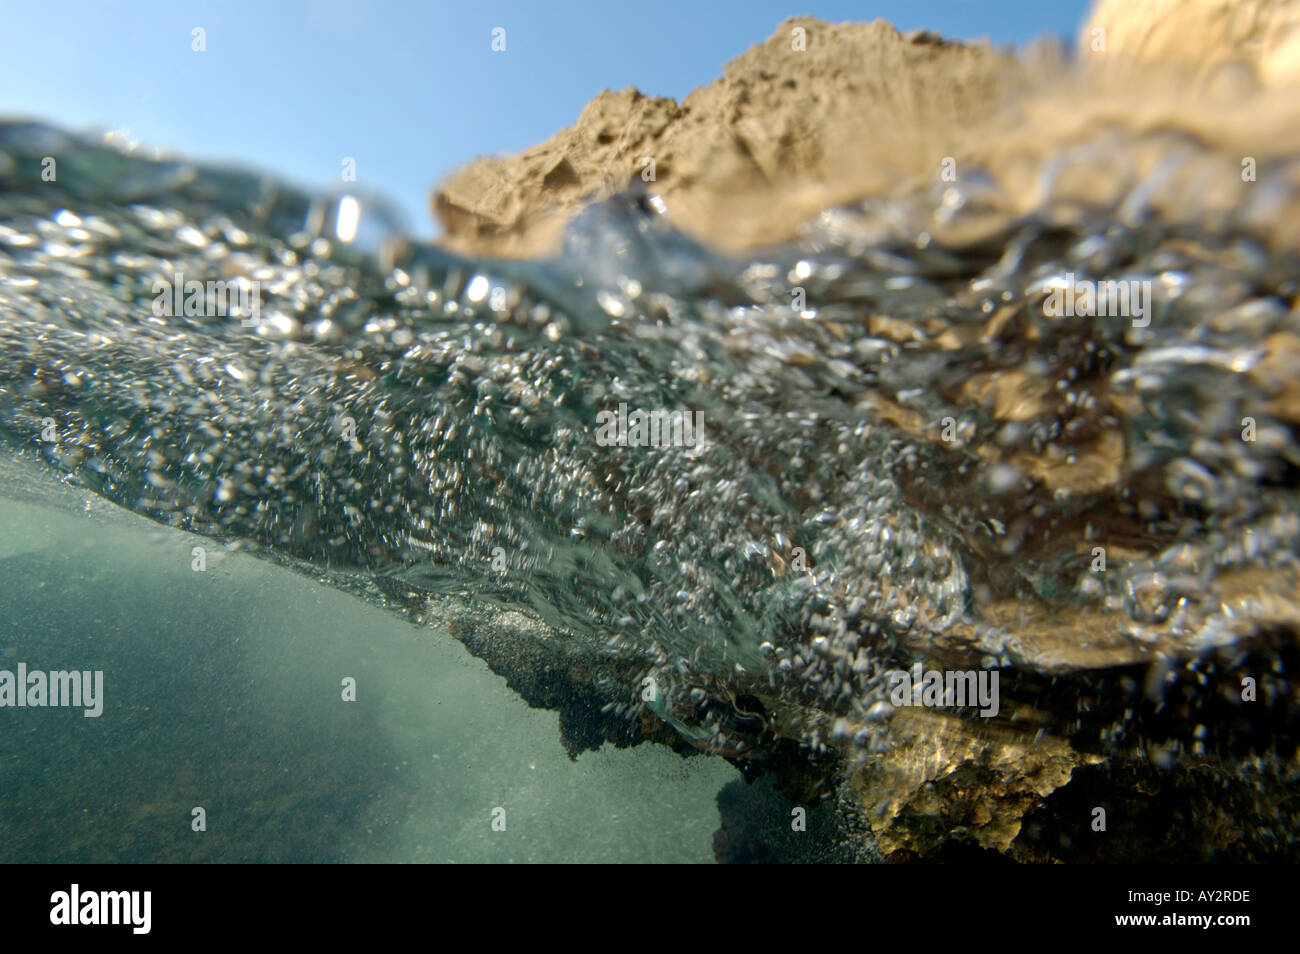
[0, 120, 1297, 861]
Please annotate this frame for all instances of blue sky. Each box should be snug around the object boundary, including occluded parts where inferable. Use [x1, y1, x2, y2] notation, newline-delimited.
[0, 1, 1091, 237]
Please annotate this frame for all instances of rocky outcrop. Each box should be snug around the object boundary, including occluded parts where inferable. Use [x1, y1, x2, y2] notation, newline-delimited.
[432, 3, 1300, 261]
[432, 18, 1012, 258]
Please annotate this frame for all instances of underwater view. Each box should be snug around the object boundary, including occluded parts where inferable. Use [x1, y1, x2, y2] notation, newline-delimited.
[0, 0, 1296, 890]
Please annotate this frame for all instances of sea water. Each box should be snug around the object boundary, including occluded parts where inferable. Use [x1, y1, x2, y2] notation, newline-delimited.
[0, 119, 1296, 861]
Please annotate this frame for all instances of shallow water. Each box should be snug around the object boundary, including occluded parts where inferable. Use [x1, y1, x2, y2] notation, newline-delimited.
[0, 120, 1297, 861]
[0, 454, 737, 863]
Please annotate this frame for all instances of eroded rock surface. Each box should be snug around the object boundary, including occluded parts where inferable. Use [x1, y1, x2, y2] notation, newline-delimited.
[432, 18, 1011, 259]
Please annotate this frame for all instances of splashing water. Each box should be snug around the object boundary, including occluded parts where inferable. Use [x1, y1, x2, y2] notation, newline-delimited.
[0, 121, 1297, 821]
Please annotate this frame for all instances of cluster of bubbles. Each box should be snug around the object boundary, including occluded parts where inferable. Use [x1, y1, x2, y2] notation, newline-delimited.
[0, 121, 1296, 769]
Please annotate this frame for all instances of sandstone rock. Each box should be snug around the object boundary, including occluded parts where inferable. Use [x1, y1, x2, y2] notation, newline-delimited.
[432, 4, 1300, 261]
[432, 18, 1011, 258]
